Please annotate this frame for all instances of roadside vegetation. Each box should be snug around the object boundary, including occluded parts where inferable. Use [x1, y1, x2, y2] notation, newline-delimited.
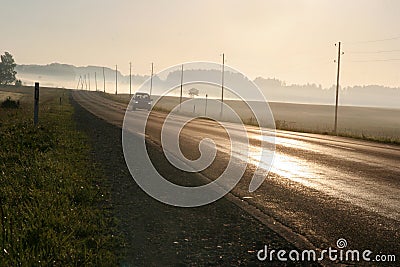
[0, 87, 118, 265]
[95, 91, 131, 104]
[273, 119, 400, 145]
[0, 97, 20, 109]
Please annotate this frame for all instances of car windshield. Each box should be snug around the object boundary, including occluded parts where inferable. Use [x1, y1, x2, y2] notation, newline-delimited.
[135, 94, 149, 100]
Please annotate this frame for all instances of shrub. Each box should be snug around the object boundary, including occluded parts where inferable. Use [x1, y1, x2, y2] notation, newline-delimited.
[15, 80, 22, 86]
[1, 97, 20, 109]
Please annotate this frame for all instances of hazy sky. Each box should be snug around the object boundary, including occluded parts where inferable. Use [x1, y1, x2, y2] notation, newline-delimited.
[2, 0, 400, 87]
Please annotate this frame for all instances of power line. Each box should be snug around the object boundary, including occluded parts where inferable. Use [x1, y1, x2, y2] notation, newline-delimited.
[348, 58, 400, 63]
[346, 49, 400, 54]
[346, 34, 400, 44]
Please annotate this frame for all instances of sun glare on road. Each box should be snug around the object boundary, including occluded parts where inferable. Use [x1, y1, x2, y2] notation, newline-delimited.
[246, 133, 321, 187]
[269, 153, 318, 188]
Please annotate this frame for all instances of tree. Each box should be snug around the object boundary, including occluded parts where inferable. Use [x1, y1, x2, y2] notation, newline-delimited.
[15, 79, 22, 86]
[0, 52, 17, 85]
[188, 88, 199, 98]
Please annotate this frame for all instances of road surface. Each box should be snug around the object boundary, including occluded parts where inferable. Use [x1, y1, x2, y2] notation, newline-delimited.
[73, 90, 399, 263]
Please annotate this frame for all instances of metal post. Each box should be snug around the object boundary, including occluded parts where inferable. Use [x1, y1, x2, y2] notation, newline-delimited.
[34, 82, 39, 126]
[88, 73, 90, 91]
[334, 42, 342, 135]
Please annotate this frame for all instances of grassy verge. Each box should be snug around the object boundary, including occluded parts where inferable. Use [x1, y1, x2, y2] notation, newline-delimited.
[95, 91, 131, 104]
[272, 119, 400, 145]
[0, 87, 118, 265]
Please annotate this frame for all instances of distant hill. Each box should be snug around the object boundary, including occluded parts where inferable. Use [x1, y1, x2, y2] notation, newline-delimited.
[254, 77, 400, 108]
[14, 63, 400, 108]
[15, 63, 148, 89]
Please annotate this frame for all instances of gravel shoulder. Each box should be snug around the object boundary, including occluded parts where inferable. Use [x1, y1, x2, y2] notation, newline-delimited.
[71, 96, 309, 266]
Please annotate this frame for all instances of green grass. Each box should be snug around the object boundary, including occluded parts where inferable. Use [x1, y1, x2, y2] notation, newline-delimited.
[95, 91, 131, 104]
[0, 87, 118, 265]
[271, 119, 400, 145]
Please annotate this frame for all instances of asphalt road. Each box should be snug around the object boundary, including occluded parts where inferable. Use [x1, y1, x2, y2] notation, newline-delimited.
[73, 90, 399, 264]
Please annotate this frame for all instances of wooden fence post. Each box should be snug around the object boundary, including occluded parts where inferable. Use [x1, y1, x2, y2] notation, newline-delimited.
[34, 82, 39, 125]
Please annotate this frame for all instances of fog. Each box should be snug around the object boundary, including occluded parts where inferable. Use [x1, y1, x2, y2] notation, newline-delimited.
[15, 63, 400, 109]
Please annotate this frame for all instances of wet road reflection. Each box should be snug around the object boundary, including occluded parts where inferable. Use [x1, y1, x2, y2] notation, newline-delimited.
[138, 111, 400, 221]
[240, 134, 400, 221]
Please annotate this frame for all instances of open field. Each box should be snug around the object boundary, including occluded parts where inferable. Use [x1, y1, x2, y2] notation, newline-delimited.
[96, 91, 400, 144]
[0, 91, 24, 102]
[270, 102, 400, 142]
[0, 86, 118, 265]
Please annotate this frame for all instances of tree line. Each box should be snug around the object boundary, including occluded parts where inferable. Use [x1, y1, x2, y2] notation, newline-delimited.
[0, 52, 20, 86]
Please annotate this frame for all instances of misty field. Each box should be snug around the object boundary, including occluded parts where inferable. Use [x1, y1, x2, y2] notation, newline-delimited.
[270, 102, 400, 140]
[98, 92, 400, 143]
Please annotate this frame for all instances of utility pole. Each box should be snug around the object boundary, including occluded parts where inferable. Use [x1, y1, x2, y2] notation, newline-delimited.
[85, 74, 87, 90]
[115, 65, 118, 95]
[129, 62, 132, 96]
[95, 72, 98, 91]
[220, 53, 225, 117]
[150, 62, 154, 97]
[34, 82, 39, 126]
[103, 67, 105, 93]
[88, 73, 91, 91]
[205, 94, 208, 116]
[76, 76, 81, 90]
[334, 42, 343, 135]
[180, 64, 184, 110]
